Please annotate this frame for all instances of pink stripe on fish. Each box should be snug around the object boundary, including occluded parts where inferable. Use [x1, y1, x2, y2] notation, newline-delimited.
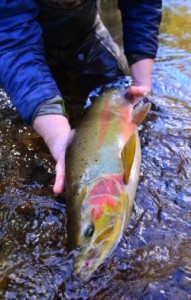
[98, 100, 111, 147]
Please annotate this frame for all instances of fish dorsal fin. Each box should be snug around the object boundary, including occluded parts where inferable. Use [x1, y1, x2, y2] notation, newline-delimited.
[121, 133, 136, 184]
[133, 99, 151, 125]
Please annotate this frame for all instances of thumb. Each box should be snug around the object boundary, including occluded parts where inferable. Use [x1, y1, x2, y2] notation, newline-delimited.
[52, 130, 74, 195]
[53, 155, 65, 195]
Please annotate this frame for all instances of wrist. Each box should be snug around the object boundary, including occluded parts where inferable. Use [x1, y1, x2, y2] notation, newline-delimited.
[130, 58, 153, 92]
[33, 114, 71, 156]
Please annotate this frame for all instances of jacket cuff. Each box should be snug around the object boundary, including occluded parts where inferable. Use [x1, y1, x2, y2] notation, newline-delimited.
[126, 52, 155, 68]
[31, 95, 68, 125]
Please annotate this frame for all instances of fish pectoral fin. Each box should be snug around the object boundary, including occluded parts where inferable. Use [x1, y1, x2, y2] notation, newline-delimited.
[121, 133, 136, 184]
[133, 99, 151, 125]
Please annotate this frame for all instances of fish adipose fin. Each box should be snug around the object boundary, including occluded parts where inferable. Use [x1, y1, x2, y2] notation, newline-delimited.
[132, 98, 151, 125]
[121, 133, 136, 184]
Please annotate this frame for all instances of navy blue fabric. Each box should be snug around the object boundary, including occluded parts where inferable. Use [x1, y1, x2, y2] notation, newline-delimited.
[0, 1, 61, 124]
[0, 0, 162, 124]
[118, 0, 162, 62]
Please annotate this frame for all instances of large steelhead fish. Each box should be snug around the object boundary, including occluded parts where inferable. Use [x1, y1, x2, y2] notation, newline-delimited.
[65, 87, 150, 280]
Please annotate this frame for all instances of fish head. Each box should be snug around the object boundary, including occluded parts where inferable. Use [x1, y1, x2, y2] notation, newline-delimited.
[74, 174, 129, 280]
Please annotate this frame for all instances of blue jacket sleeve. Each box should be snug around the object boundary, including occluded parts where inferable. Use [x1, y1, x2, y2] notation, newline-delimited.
[0, 1, 62, 124]
[118, 0, 162, 66]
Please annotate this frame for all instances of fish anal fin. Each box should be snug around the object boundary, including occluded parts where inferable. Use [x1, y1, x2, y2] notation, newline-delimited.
[121, 133, 136, 184]
[133, 100, 151, 125]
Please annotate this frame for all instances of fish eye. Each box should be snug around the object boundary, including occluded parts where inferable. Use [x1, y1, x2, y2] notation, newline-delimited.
[83, 224, 94, 238]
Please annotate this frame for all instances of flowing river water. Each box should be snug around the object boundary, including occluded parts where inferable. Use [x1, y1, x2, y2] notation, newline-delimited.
[0, 0, 191, 299]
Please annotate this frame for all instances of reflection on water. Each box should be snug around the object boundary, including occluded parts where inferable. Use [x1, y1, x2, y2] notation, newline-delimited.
[161, 1, 191, 53]
[0, 0, 191, 299]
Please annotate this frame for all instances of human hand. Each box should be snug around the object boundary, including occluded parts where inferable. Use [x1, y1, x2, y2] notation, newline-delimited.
[125, 58, 153, 103]
[33, 114, 73, 194]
